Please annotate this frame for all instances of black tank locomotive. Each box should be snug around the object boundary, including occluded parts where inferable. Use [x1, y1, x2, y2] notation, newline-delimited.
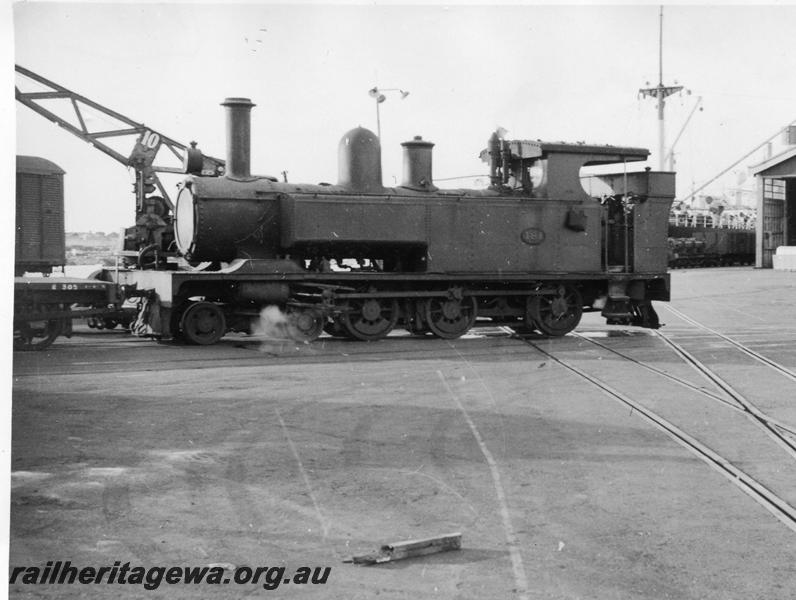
[116, 97, 675, 344]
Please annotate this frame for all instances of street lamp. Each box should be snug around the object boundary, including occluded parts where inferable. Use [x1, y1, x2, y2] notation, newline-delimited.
[368, 87, 409, 139]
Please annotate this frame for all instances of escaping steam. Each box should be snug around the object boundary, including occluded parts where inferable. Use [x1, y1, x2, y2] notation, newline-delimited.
[249, 305, 320, 352]
[251, 305, 290, 340]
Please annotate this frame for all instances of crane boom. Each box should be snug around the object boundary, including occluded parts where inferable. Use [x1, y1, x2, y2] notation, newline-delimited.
[15, 65, 229, 267]
[15, 64, 225, 211]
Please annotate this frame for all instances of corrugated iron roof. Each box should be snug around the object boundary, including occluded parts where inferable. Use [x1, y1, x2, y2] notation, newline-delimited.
[750, 146, 796, 177]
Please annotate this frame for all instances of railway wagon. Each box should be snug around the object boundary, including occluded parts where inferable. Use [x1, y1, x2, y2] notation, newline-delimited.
[108, 97, 675, 345]
[668, 225, 755, 268]
[13, 277, 123, 350]
[13, 156, 133, 350]
[15, 156, 66, 275]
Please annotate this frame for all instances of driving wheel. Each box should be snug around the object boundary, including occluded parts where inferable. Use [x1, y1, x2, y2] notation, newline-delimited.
[180, 301, 226, 345]
[527, 285, 583, 336]
[341, 297, 399, 341]
[423, 296, 477, 339]
[287, 307, 325, 343]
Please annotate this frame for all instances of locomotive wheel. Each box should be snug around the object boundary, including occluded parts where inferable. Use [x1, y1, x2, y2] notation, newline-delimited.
[287, 307, 324, 343]
[180, 301, 226, 345]
[528, 285, 583, 336]
[13, 317, 63, 351]
[341, 298, 399, 341]
[423, 296, 477, 339]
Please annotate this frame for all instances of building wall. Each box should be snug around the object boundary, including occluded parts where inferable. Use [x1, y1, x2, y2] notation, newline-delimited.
[754, 153, 796, 268]
[788, 180, 796, 247]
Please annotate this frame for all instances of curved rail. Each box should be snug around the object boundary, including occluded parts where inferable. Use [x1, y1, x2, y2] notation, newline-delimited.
[663, 305, 796, 384]
[515, 334, 796, 534]
[653, 329, 796, 458]
[567, 331, 796, 437]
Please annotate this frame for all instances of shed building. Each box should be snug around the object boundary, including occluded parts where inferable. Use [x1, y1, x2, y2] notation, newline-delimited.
[751, 147, 796, 268]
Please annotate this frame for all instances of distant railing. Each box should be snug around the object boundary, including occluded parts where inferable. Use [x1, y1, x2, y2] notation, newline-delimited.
[668, 212, 756, 230]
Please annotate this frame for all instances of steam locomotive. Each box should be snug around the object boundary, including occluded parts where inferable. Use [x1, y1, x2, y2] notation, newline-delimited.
[110, 97, 675, 345]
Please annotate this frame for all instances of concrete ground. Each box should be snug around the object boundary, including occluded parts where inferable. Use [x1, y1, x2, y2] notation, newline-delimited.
[9, 267, 796, 599]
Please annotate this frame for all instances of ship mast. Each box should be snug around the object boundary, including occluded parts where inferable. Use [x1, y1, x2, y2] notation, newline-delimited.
[639, 6, 684, 170]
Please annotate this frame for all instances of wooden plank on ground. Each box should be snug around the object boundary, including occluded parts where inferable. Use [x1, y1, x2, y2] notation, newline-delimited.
[345, 532, 462, 565]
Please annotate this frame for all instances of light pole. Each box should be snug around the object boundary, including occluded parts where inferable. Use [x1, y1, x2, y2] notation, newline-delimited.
[368, 87, 409, 139]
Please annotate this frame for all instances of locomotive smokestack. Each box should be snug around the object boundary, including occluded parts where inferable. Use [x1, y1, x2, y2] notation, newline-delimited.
[221, 97, 255, 179]
[401, 136, 437, 191]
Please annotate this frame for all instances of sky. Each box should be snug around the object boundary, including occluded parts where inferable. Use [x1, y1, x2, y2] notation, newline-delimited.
[7, 2, 796, 234]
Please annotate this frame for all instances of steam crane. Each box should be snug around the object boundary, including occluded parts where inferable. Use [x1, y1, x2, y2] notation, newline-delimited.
[15, 65, 226, 268]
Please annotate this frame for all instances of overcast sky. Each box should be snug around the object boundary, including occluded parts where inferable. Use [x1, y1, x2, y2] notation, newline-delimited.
[8, 2, 796, 232]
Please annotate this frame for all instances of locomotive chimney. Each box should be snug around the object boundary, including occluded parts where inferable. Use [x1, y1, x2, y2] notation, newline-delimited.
[401, 136, 437, 191]
[221, 97, 255, 179]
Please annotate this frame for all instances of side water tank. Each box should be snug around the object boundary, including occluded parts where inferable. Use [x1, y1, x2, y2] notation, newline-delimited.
[338, 127, 382, 192]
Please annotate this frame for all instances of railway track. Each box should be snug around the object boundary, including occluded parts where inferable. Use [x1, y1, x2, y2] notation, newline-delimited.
[507, 322, 796, 534]
[653, 329, 796, 457]
[571, 329, 796, 452]
[568, 331, 796, 438]
[663, 305, 796, 384]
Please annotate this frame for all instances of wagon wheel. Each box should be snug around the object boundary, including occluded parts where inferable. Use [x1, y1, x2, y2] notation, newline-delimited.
[423, 296, 477, 339]
[287, 307, 324, 343]
[527, 285, 583, 337]
[341, 298, 399, 341]
[179, 301, 226, 345]
[13, 317, 63, 351]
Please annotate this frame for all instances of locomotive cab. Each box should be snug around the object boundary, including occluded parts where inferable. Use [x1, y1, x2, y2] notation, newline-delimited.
[481, 131, 675, 325]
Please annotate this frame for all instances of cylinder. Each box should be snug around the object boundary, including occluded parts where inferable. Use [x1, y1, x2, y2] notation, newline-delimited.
[401, 136, 437, 191]
[338, 127, 382, 192]
[221, 97, 255, 180]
